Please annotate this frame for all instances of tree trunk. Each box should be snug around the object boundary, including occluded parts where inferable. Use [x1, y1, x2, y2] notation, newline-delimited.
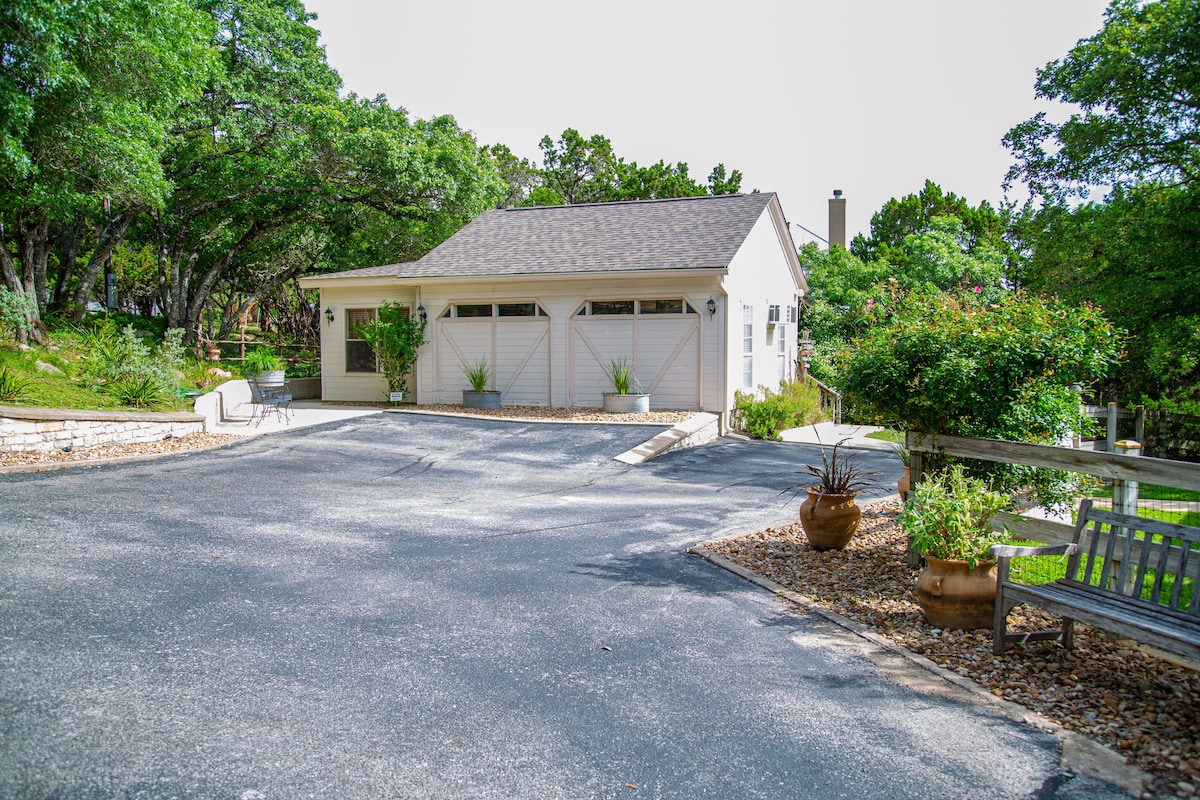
[68, 206, 142, 320]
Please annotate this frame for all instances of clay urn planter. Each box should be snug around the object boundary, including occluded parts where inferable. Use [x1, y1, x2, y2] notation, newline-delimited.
[901, 464, 1009, 630]
[791, 434, 876, 551]
[914, 554, 998, 629]
[799, 488, 861, 550]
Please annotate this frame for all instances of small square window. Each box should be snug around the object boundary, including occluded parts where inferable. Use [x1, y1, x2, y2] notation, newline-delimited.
[590, 300, 635, 315]
[455, 304, 493, 318]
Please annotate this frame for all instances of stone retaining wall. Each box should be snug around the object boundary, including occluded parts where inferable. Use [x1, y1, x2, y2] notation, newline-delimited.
[0, 406, 206, 454]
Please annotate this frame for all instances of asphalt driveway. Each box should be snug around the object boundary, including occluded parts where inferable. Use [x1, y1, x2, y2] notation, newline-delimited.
[0, 415, 1130, 799]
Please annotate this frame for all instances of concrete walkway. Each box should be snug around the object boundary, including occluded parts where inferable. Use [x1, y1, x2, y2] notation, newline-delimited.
[779, 420, 898, 452]
[211, 399, 383, 435]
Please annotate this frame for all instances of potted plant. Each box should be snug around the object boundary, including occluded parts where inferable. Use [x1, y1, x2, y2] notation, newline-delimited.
[901, 464, 1010, 629]
[356, 301, 428, 404]
[243, 347, 286, 401]
[892, 443, 912, 498]
[602, 357, 650, 413]
[461, 357, 501, 409]
[792, 437, 876, 550]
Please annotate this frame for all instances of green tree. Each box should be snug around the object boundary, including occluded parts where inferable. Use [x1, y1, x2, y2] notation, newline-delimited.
[1012, 184, 1200, 410]
[850, 180, 1016, 272]
[517, 128, 747, 206]
[0, 0, 215, 341]
[1004, 0, 1200, 199]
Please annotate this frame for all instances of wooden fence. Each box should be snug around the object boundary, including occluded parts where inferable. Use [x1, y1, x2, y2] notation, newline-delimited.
[904, 431, 1200, 579]
[1080, 403, 1200, 462]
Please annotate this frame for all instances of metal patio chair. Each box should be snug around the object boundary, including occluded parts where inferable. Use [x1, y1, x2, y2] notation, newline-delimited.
[245, 373, 292, 427]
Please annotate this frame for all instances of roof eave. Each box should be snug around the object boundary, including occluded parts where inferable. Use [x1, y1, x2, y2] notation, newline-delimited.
[389, 267, 730, 286]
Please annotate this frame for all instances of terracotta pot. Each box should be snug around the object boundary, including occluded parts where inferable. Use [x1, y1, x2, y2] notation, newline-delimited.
[799, 488, 861, 550]
[914, 554, 997, 630]
[897, 466, 911, 499]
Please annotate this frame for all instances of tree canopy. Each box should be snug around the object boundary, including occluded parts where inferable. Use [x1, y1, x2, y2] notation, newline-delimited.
[1004, 0, 1200, 200]
[495, 128, 746, 207]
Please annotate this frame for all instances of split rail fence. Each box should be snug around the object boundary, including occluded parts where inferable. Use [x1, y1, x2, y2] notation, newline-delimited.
[903, 432, 1200, 583]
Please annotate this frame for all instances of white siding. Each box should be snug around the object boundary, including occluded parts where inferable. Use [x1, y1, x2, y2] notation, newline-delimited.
[721, 204, 803, 407]
[315, 286, 414, 402]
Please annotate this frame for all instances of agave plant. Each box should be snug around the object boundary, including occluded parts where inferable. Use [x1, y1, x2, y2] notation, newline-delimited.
[797, 437, 878, 495]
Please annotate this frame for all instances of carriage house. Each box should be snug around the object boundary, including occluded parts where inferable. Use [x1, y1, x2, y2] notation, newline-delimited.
[299, 193, 808, 430]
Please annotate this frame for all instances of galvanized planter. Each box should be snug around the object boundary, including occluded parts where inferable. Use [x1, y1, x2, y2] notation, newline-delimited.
[463, 390, 502, 409]
[602, 392, 650, 413]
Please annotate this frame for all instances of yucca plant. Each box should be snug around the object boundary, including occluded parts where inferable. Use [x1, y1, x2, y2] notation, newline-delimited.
[462, 357, 491, 392]
[609, 357, 641, 395]
[797, 437, 877, 495]
[111, 374, 171, 410]
[0, 366, 30, 402]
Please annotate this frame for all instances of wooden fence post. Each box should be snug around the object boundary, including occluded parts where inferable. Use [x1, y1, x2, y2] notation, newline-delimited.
[905, 448, 924, 568]
[1107, 402, 1119, 453]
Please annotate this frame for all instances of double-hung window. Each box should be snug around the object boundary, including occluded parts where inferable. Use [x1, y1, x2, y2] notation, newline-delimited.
[742, 305, 754, 388]
[345, 308, 377, 373]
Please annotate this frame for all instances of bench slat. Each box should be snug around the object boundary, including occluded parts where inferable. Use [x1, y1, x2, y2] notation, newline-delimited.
[993, 497, 1200, 662]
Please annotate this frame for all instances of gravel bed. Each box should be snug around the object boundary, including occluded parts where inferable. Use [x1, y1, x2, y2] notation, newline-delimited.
[704, 501, 1200, 799]
[0, 433, 241, 468]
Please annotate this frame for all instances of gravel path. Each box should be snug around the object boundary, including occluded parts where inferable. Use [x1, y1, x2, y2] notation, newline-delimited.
[705, 501, 1200, 800]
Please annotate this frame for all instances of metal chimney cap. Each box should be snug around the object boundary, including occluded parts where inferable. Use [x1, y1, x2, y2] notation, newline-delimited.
[832, 189, 843, 198]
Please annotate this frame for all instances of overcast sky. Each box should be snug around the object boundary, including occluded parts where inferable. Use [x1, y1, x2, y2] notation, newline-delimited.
[303, 0, 1112, 246]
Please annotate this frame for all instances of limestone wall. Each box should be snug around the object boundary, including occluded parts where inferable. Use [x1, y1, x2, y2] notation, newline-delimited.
[0, 406, 206, 454]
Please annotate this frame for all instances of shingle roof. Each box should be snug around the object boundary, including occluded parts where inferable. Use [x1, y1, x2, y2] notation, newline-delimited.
[397, 193, 777, 279]
[312, 262, 417, 280]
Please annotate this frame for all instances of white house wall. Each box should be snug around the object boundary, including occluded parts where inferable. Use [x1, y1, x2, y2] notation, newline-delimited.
[721, 207, 801, 408]
[316, 285, 415, 402]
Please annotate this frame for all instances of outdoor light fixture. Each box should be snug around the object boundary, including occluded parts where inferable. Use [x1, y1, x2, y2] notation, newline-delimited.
[417, 303, 427, 323]
[324, 308, 334, 323]
[706, 297, 717, 318]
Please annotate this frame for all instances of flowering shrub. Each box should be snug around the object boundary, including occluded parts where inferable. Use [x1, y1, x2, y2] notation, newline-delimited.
[837, 289, 1119, 509]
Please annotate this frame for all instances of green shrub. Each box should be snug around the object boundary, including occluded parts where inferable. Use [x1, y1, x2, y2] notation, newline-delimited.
[837, 288, 1119, 510]
[80, 321, 183, 402]
[735, 379, 823, 440]
[0, 366, 30, 402]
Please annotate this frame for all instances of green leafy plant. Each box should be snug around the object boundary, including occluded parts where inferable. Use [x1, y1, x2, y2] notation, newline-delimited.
[0, 287, 40, 342]
[901, 464, 1010, 567]
[609, 357, 640, 395]
[796, 436, 877, 495]
[242, 347, 286, 374]
[0, 366, 31, 402]
[734, 380, 823, 440]
[462, 357, 491, 392]
[356, 301, 428, 399]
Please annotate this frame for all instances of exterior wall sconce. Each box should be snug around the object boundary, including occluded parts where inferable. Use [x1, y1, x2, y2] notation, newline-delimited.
[417, 304, 428, 323]
[324, 308, 334, 323]
[706, 297, 717, 318]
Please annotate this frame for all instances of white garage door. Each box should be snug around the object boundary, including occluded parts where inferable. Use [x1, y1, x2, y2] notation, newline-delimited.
[571, 299, 700, 409]
[436, 302, 550, 405]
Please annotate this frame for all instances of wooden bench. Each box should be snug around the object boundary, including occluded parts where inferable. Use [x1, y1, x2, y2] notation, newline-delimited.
[991, 498, 1200, 663]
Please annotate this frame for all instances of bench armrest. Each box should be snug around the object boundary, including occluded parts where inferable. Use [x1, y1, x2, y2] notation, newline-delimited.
[990, 543, 1078, 559]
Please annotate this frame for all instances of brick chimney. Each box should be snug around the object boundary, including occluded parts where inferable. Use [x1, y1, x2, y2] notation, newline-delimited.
[828, 190, 846, 249]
